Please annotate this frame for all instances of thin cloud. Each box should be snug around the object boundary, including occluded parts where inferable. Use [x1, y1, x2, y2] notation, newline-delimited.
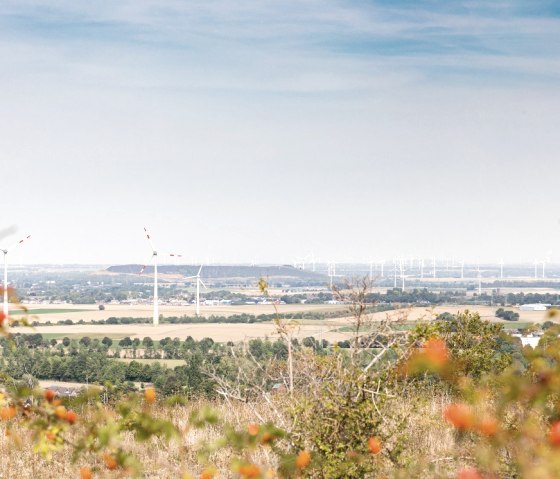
[1, 1, 559, 263]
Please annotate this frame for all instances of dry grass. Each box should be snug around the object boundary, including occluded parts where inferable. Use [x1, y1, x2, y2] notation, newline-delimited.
[0, 389, 466, 479]
[0, 400, 277, 479]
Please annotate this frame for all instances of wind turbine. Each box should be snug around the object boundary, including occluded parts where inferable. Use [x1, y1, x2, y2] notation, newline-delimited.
[139, 227, 182, 326]
[327, 261, 341, 289]
[477, 265, 482, 296]
[186, 265, 207, 316]
[307, 251, 316, 272]
[399, 258, 407, 292]
[294, 256, 306, 270]
[1, 233, 31, 318]
[458, 259, 465, 279]
[533, 259, 538, 279]
[499, 258, 504, 280]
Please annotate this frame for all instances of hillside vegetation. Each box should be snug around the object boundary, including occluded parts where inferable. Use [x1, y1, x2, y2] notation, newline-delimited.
[1, 280, 560, 478]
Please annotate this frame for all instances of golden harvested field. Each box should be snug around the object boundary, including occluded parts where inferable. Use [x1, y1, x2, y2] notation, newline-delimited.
[12, 322, 338, 342]
[353, 304, 552, 324]
[20, 302, 346, 322]
[10, 304, 554, 343]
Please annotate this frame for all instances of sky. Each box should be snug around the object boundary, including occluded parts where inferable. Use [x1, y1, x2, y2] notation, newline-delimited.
[1, 0, 559, 265]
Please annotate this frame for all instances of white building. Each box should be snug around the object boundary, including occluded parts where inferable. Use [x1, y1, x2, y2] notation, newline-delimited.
[519, 304, 551, 311]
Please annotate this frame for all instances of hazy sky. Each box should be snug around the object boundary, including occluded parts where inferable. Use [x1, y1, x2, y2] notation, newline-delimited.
[1, 0, 559, 265]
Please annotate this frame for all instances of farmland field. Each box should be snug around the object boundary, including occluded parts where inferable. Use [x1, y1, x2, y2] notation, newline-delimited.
[10, 304, 554, 343]
[20, 302, 348, 322]
[11, 322, 339, 342]
[116, 358, 186, 368]
[37, 332, 131, 341]
[10, 308, 95, 315]
[355, 304, 551, 324]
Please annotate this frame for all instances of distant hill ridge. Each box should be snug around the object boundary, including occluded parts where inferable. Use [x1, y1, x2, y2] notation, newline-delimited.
[106, 264, 327, 280]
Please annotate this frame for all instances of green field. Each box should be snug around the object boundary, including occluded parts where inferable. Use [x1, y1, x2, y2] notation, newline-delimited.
[500, 322, 533, 330]
[335, 321, 533, 333]
[11, 308, 95, 315]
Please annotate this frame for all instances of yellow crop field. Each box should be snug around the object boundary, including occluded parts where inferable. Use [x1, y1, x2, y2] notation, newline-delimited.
[20, 302, 346, 322]
[10, 304, 552, 343]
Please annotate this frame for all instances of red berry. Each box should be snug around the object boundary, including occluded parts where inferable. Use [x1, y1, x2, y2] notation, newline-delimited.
[102, 453, 118, 470]
[43, 389, 56, 402]
[295, 450, 311, 469]
[367, 436, 382, 454]
[79, 467, 92, 479]
[444, 404, 475, 430]
[549, 421, 560, 446]
[457, 467, 482, 479]
[65, 410, 78, 425]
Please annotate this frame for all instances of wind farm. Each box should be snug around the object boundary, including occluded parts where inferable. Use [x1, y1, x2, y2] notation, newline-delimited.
[2, 223, 559, 344]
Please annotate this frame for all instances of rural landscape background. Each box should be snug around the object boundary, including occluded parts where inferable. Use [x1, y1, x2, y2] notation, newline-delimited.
[2, 0, 560, 478]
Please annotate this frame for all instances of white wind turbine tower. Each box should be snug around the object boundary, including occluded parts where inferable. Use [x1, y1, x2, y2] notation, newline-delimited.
[419, 258, 425, 280]
[294, 256, 306, 270]
[368, 258, 383, 281]
[1, 233, 31, 318]
[432, 257, 436, 278]
[186, 265, 207, 316]
[399, 258, 407, 292]
[458, 259, 465, 279]
[307, 251, 316, 272]
[533, 259, 539, 279]
[327, 261, 340, 289]
[499, 259, 504, 280]
[477, 265, 482, 296]
[140, 227, 182, 326]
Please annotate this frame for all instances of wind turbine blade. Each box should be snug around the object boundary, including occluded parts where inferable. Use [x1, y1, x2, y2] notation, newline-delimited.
[143, 226, 156, 252]
[185, 275, 197, 279]
[8, 234, 31, 251]
[197, 265, 203, 276]
[139, 254, 155, 274]
[200, 279, 208, 289]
